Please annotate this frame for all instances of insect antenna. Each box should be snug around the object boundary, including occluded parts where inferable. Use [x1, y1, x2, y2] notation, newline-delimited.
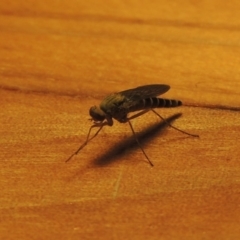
[151, 109, 199, 137]
[127, 120, 154, 167]
[65, 122, 108, 162]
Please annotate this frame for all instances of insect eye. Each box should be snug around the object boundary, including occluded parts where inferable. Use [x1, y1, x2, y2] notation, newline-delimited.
[89, 106, 105, 121]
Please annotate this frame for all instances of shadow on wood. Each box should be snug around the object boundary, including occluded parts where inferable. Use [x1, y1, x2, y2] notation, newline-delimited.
[92, 113, 187, 166]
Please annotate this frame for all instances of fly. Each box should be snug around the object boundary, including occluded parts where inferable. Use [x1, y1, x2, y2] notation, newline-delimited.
[66, 84, 199, 166]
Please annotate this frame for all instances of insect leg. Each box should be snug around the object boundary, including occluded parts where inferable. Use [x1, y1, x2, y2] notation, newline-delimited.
[151, 109, 199, 137]
[65, 121, 108, 162]
[126, 109, 150, 121]
[127, 119, 154, 167]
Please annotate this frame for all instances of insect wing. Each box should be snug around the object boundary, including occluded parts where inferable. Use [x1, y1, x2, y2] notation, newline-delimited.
[119, 84, 170, 101]
[100, 84, 170, 117]
[117, 84, 170, 109]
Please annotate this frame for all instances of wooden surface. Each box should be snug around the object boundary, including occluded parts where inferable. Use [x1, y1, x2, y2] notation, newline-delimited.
[1, 1, 240, 239]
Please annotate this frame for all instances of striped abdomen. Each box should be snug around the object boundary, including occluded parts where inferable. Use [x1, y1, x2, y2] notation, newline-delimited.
[129, 97, 182, 112]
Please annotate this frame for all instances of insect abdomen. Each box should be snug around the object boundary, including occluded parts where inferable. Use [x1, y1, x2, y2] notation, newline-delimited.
[130, 97, 182, 111]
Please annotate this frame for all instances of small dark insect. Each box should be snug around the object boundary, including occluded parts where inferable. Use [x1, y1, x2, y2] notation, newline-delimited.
[66, 84, 198, 166]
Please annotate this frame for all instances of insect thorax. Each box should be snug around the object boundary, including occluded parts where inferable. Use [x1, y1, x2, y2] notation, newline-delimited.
[98, 93, 127, 122]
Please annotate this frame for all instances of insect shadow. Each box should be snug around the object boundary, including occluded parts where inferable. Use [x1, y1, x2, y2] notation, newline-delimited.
[92, 113, 183, 166]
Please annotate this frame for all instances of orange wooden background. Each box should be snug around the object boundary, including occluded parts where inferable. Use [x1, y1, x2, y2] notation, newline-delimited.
[1, 1, 240, 239]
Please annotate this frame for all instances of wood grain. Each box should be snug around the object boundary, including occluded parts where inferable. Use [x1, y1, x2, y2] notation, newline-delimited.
[1, 1, 240, 239]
